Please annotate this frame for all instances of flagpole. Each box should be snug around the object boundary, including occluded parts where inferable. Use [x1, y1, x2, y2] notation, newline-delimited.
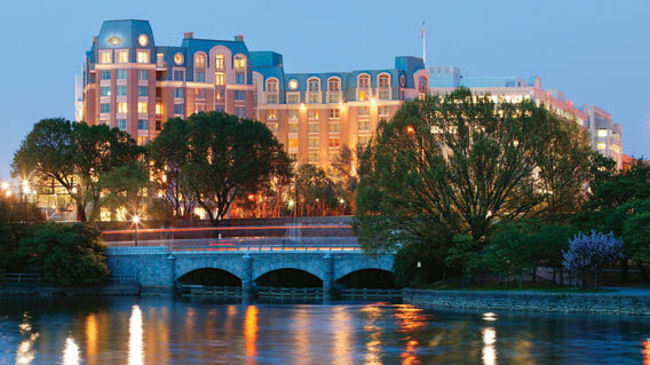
[422, 21, 426, 64]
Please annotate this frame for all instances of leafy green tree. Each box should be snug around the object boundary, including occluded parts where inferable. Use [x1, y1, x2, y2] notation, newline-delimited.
[623, 211, 650, 280]
[183, 112, 291, 225]
[17, 224, 109, 285]
[356, 88, 592, 254]
[294, 164, 338, 216]
[0, 196, 44, 274]
[12, 119, 141, 222]
[98, 161, 151, 221]
[330, 145, 361, 214]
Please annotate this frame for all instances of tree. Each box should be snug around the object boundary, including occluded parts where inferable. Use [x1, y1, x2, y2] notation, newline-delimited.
[98, 161, 151, 221]
[294, 164, 338, 216]
[356, 88, 592, 256]
[562, 230, 625, 288]
[623, 211, 650, 280]
[148, 117, 195, 218]
[330, 145, 361, 214]
[0, 196, 44, 274]
[12, 119, 141, 222]
[17, 224, 109, 285]
[183, 112, 291, 225]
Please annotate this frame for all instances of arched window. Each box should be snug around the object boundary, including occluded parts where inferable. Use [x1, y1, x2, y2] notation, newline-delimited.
[234, 55, 246, 70]
[328, 77, 340, 91]
[267, 78, 278, 92]
[194, 53, 206, 69]
[418, 76, 428, 94]
[308, 78, 321, 92]
[215, 55, 225, 70]
[358, 74, 370, 88]
[378, 74, 390, 88]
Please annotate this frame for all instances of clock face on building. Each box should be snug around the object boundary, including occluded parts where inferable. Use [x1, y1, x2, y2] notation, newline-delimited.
[107, 36, 122, 45]
[288, 79, 298, 90]
[138, 34, 149, 47]
[174, 53, 184, 65]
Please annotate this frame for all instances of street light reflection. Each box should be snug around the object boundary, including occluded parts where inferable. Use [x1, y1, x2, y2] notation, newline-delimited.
[62, 336, 80, 365]
[332, 306, 353, 365]
[244, 305, 258, 364]
[362, 304, 383, 365]
[128, 305, 143, 365]
[643, 339, 650, 365]
[482, 312, 498, 322]
[482, 327, 497, 365]
[85, 313, 98, 365]
[16, 312, 38, 365]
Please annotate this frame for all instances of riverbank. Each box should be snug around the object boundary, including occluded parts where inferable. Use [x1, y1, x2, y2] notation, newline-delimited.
[403, 288, 650, 316]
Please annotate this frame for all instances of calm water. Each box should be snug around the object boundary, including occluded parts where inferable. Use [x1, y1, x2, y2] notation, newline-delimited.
[0, 297, 649, 364]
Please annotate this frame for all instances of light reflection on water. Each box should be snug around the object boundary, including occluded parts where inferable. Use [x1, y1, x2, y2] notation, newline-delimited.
[0, 297, 648, 364]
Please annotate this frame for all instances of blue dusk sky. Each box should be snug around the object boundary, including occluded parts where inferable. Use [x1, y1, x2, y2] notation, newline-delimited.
[1, 0, 648, 178]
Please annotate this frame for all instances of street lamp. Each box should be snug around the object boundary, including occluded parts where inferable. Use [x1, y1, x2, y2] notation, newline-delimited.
[132, 215, 140, 247]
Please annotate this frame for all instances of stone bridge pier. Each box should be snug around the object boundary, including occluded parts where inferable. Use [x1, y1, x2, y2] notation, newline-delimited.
[106, 246, 394, 299]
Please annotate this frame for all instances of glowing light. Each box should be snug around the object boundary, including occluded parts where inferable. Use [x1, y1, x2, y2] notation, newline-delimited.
[62, 336, 80, 365]
[5, 190, 12, 197]
[482, 327, 497, 365]
[482, 312, 498, 322]
[244, 305, 258, 363]
[513, 140, 519, 147]
[71, 187, 78, 194]
[339, 198, 345, 205]
[1, 181, 9, 190]
[288, 79, 298, 90]
[287, 200, 295, 208]
[16, 312, 38, 365]
[85, 314, 98, 365]
[643, 339, 650, 365]
[370, 98, 376, 104]
[247, 194, 255, 201]
[138, 34, 149, 47]
[128, 305, 143, 365]
[157, 191, 163, 198]
[132, 215, 140, 224]
[405, 126, 415, 134]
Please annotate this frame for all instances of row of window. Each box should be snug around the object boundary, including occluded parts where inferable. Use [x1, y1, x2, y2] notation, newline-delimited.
[268, 90, 390, 104]
[99, 49, 150, 64]
[99, 119, 163, 132]
[100, 86, 149, 97]
[100, 102, 149, 114]
[268, 106, 388, 120]
[267, 74, 391, 92]
[280, 119, 370, 134]
[100, 70, 149, 81]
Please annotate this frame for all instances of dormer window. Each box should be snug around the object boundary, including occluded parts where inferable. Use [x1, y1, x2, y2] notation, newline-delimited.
[194, 53, 206, 69]
[267, 79, 278, 92]
[234, 55, 246, 70]
[358, 74, 370, 88]
[215, 55, 225, 70]
[99, 51, 112, 64]
[137, 50, 149, 64]
[378, 74, 390, 88]
[308, 78, 320, 92]
[116, 50, 128, 64]
[328, 78, 340, 91]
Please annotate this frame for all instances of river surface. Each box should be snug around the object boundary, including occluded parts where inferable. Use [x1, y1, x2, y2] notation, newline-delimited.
[0, 296, 649, 364]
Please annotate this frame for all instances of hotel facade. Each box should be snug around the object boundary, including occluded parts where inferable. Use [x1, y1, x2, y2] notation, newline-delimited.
[79, 19, 623, 169]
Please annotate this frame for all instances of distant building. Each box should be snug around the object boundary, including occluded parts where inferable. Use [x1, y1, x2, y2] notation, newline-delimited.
[79, 19, 623, 170]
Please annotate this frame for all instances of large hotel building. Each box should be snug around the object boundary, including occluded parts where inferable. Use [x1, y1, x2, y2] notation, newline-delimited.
[78, 19, 623, 169]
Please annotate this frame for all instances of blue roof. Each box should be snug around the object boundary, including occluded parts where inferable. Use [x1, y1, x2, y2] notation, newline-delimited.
[97, 19, 155, 50]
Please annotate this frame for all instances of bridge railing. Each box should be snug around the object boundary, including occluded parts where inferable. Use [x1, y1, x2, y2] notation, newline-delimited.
[1, 273, 43, 283]
[170, 244, 363, 253]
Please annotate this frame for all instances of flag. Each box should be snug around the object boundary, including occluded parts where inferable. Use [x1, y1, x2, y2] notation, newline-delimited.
[421, 21, 425, 38]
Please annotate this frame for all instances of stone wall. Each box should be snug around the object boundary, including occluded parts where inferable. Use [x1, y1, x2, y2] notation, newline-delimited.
[404, 289, 650, 316]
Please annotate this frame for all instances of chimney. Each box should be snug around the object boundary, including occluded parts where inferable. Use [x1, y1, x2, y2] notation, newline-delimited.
[234, 35, 244, 42]
[184, 32, 194, 39]
[93, 36, 98, 45]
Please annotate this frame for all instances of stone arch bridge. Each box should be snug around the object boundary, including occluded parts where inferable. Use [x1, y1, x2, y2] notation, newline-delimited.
[106, 245, 394, 299]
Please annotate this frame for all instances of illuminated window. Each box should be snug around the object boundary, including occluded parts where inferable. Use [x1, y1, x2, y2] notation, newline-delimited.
[329, 109, 340, 119]
[194, 53, 206, 69]
[328, 93, 340, 103]
[308, 151, 319, 163]
[287, 93, 300, 104]
[267, 122, 278, 134]
[378, 74, 390, 88]
[598, 129, 608, 137]
[99, 51, 112, 64]
[136, 50, 149, 64]
[308, 109, 319, 120]
[359, 120, 370, 131]
[234, 55, 246, 70]
[116, 50, 128, 63]
[308, 93, 319, 104]
[358, 91, 367, 101]
[359, 106, 370, 117]
[358, 135, 370, 147]
[137, 136, 149, 145]
[378, 90, 390, 100]
[308, 122, 319, 133]
[289, 122, 299, 133]
[117, 119, 127, 131]
[155, 104, 161, 114]
[358, 74, 370, 88]
[308, 137, 319, 148]
[328, 78, 340, 91]
[329, 137, 340, 148]
[288, 110, 299, 120]
[117, 69, 127, 80]
[156, 53, 164, 67]
[137, 102, 148, 113]
[215, 91, 222, 100]
[329, 121, 340, 133]
[215, 55, 225, 69]
[597, 143, 606, 150]
[289, 138, 298, 148]
[214, 72, 224, 86]
[267, 110, 278, 120]
[267, 94, 278, 104]
[117, 102, 128, 113]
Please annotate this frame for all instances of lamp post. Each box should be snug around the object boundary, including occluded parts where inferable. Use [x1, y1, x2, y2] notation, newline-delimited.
[132, 215, 140, 247]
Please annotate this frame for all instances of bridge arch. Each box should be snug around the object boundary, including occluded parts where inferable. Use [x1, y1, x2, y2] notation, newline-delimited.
[252, 258, 325, 282]
[333, 255, 394, 282]
[177, 268, 242, 286]
[175, 260, 245, 282]
[335, 268, 397, 289]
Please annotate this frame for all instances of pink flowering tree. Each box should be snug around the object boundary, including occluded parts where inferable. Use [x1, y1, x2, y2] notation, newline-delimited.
[562, 230, 625, 288]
